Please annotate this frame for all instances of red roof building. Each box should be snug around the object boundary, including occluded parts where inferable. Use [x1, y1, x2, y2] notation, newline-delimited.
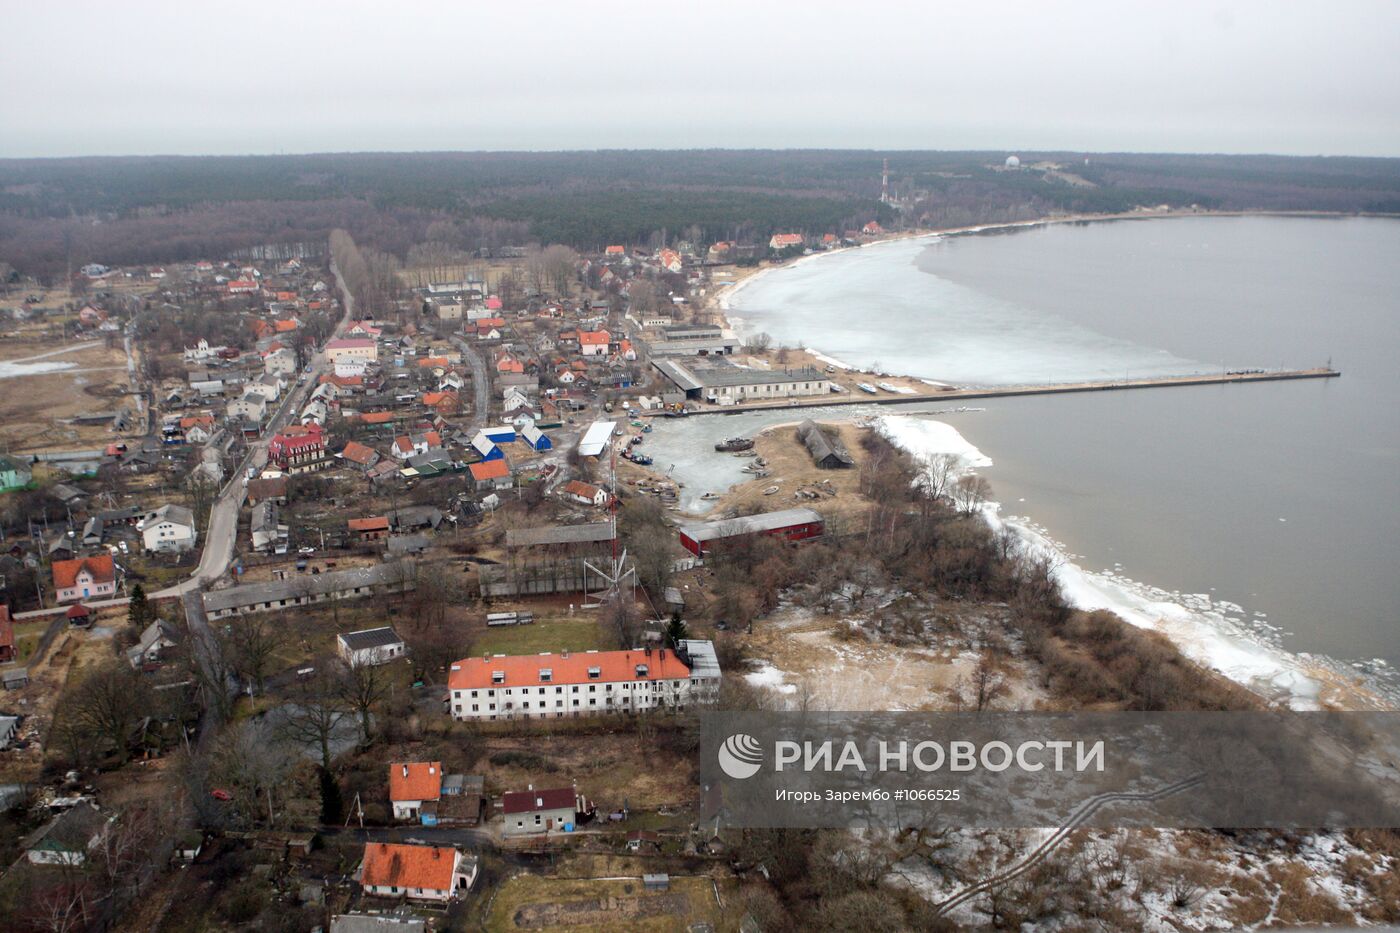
[358, 842, 472, 902]
[52, 555, 116, 603]
[0, 606, 14, 663]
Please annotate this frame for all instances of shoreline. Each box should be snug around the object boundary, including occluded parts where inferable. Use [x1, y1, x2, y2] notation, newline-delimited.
[675, 215, 1397, 711]
[710, 207, 1399, 336]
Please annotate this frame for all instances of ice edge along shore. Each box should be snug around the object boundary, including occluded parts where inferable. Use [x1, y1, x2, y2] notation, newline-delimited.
[701, 216, 1388, 709]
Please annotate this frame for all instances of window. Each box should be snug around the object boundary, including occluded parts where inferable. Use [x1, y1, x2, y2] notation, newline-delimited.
[588, 667, 601, 679]
[470, 704, 478, 712]
[539, 669, 552, 682]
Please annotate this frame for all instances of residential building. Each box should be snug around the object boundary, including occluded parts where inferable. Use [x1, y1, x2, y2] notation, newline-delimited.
[52, 554, 117, 603]
[0, 455, 32, 492]
[126, 619, 180, 668]
[251, 501, 288, 554]
[325, 337, 378, 365]
[447, 643, 719, 721]
[337, 627, 405, 667]
[578, 329, 610, 356]
[390, 761, 442, 821]
[769, 233, 805, 250]
[358, 842, 476, 903]
[339, 441, 381, 471]
[245, 475, 289, 505]
[561, 480, 608, 508]
[24, 804, 112, 865]
[348, 516, 390, 542]
[501, 786, 581, 837]
[468, 459, 511, 490]
[139, 504, 197, 554]
[269, 427, 329, 474]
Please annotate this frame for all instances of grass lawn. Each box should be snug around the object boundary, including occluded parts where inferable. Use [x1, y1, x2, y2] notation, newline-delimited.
[475, 617, 604, 656]
[12, 619, 49, 663]
[484, 874, 736, 933]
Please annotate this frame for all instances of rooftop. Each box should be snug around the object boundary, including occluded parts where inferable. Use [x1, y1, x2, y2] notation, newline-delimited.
[505, 523, 616, 548]
[339, 627, 403, 652]
[449, 647, 692, 691]
[501, 786, 576, 815]
[678, 507, 824, 543]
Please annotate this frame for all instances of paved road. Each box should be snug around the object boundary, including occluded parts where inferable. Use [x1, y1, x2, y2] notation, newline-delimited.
[450, 335, 491, 432]
[153, 258, 352, 599]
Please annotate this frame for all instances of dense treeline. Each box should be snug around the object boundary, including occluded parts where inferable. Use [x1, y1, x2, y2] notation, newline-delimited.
[2, 149, 1398, 280]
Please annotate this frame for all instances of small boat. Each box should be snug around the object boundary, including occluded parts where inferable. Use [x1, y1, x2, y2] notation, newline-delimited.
[700, 492, 721, 500]
[763, 485, 780, 495]
[630, 453, 653, 465]
[715, 437, 755, 452]
[857, 383, 878, 394]
[877, 382, 899, 392]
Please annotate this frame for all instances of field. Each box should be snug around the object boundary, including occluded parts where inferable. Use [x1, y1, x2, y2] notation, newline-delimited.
[0, 331, 138, 454]
[476, 730, 696, 811]
[484, 873, 736, 933]
[474, 615, 607, 656]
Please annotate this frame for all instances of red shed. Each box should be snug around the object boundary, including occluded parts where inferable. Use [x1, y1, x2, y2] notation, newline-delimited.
[677, 507, 824, 557]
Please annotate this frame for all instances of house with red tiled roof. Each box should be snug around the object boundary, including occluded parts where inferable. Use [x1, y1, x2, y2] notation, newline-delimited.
[347, 516, 390, 542]
[658, 249, 683, 274]
[422, 391, 459, 415]
[389, 761, 442, 821]
[468, 458, 511, 490]
[562, 480, 609, 508]
[358, 842, 476, 902]
[484, 296, 503, 312]
[862, 221, 884, 235]
[495, 353, 524, 375]
[604, 245, 626, 257]
[339, 441, 380, 471]
[391, 432, 441, 461]
[578, 330, 610, 357]
[768, 233, 804, 250]
[52, 554, 116, 603]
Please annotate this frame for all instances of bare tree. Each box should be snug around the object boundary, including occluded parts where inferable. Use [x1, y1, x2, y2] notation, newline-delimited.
[227, 613, 284, 697]
[59, 660, 154, 764]
[952, 473, 992, 516]
[541, 244, 579, 296]
[278, 668, 348, 772]
[336, 660, 392, 745]
[746, 332, 773, 353]
[919, 452, 960, 502]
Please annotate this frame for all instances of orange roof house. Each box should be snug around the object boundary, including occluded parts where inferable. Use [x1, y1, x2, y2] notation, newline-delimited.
[340, 441, 379, 466]
[52, 554, 116, 603]
[604, 245, 626, 256]
[359, 842, 466, 900]
[469, 459, 510, 485]
[389, 762, 443, 806]
[578, 330, 610, 347]
[769, 233, 804, 249]
[274, 319, 299, 333]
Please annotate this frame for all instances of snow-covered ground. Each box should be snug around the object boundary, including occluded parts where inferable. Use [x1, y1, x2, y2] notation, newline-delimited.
[871, 413, 1329, 709]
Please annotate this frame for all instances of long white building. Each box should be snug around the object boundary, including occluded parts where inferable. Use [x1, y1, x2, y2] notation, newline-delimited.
[447, 641, 719, 722]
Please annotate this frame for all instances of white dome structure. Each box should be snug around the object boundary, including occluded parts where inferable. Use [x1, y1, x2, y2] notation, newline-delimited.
[1004, 155, 1021, 169]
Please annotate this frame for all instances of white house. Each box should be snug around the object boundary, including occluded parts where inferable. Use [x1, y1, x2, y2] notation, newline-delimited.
[263, 347, 298, 376]
[562, 480, 609, 508]
[389, 761, 442, 821]
[139, 504, 197, 554]
[337, 627, 405, 667]
[25, 804, 112, 866]
[227, 392, 268, 423]
[501, 786, 581, 837]
[358, 842, 476, 903]
[126, 619, 180, 668]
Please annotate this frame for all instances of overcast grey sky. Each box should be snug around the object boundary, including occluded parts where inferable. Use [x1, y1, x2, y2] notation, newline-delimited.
[4, 1, 1399, 158]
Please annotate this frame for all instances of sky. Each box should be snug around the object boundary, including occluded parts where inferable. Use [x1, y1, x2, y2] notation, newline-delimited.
[3, 1, 1399, 159]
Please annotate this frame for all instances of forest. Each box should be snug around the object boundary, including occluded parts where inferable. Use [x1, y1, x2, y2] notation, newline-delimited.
[2, 149, 1399, 280]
